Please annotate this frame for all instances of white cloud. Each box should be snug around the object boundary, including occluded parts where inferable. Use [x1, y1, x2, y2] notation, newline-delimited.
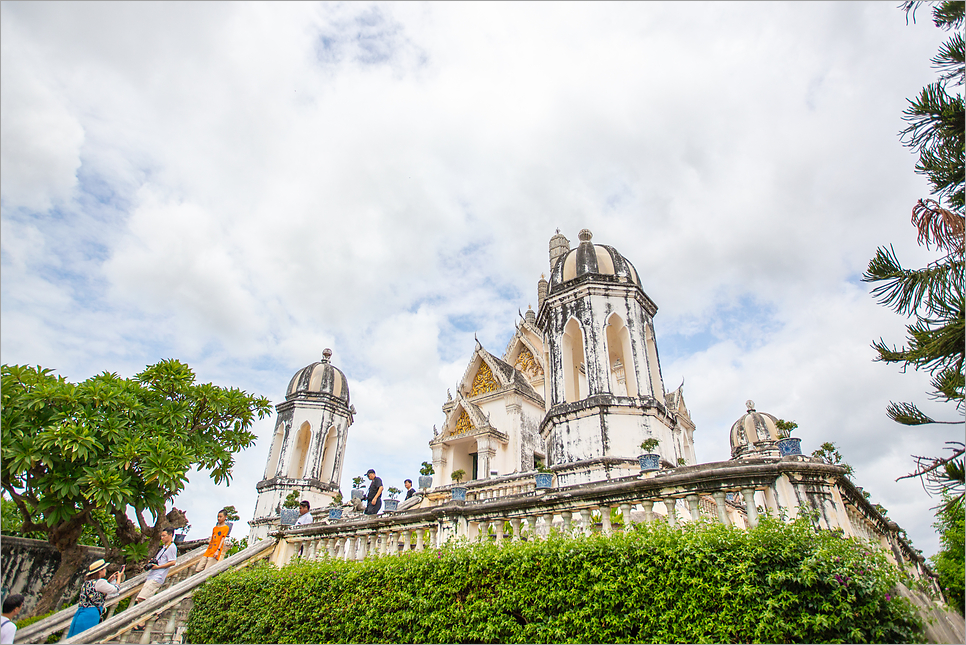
[1, 2, 958, 556]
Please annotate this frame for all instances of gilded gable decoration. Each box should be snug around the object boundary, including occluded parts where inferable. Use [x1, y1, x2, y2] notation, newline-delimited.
[453, 409, 472, 436]
[514, 346, 543, 378]
[470, 361, 499, 396]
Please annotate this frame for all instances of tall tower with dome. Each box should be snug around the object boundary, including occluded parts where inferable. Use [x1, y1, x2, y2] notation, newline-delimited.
[249, 348, 354, 541]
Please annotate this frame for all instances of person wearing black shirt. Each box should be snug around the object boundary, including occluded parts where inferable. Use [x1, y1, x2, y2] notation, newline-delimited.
[365, 468, 383, 515]
[404, 479, 415, 500]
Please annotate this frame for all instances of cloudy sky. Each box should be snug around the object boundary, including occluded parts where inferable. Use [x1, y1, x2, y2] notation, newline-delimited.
[2, 1, 959, 555]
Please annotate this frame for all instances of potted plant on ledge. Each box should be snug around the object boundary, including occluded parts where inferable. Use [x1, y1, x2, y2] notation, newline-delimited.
[639, 438, 661, 472]
[328, 492, 344, 520]
[419, 462, 434, 490]
[775, 419, 802, 456]
[534, 459, 554, 490]
[451, 469, 467, 501]
[384, 486, 401, 512]
[351, 475, 366, 501]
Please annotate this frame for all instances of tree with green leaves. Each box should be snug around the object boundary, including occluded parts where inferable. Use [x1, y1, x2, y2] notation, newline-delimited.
[222, 505, 241, 522]
[0, 360, 271, 617]
[811, 441, 855, 479]
[863, 0, 964, 510]
[930, 492, 965, 612]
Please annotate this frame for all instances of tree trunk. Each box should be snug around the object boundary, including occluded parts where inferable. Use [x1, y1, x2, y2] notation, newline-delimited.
[27, 542, 88, 618]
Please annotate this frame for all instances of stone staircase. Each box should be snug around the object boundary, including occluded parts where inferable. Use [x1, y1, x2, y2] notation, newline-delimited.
[15, 540, 275, 644]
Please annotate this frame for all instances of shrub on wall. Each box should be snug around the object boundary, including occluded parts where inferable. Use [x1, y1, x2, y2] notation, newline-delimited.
[185, 518, 923, 644]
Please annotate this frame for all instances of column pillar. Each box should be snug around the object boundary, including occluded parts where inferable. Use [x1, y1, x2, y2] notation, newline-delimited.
[358, 534, 368, 559]
[620, 503, 633, 528]
[388, 531, 398, 555]
[741, 489, 759, 528]
[416, 528, 425, 551]
[664, 499, 678, 526]
[543, 512, 554, 537]
[641, 500, 655, 522]
[561, 511, 573, 532]
[525, 515, 538, 538]
[712, 492, 730, 526]
[494, 519, 505, 543]
[579, 508, 592, 535]
[402, 529, 412, 552]
[478, 520, 489, 542]
[510, 518, 522, 542]
[686, 495, 700, 522]
[601, 506, 613, 535]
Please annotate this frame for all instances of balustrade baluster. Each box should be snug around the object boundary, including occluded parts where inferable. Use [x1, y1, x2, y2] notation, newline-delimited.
[478, 520, 490, 542]
[358, 534, 368, 559]
[494, 519, 505, 542]
[343, 536, 355, 561]
[712, 492, 730, 526]
[601, 505, 613, 535]
[579, 508, 592, 535]
[561, 510, 572, 532]
[620, 503, 633, 528]
[543, 512, 554, 537]
[525, 515, 538, 539]
[641, 500, 655, 522]
[402, 529, 412, 551]
[741, 489, 759, 527]
[686, 495, 700, 522]
[664, 499, 678, 526]
[510, 518, 522, 542]
[416, 528, 425, 551]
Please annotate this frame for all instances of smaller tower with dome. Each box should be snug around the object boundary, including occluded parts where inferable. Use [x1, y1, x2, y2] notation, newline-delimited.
[249, 349, 354, 541]
[729, 400, 787, 460]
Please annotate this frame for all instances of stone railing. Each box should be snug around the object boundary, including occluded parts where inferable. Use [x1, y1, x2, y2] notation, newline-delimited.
[270, 457, 927, 576]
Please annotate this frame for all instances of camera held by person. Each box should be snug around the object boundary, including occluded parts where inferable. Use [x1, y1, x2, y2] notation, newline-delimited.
[143, 558, 159, 571]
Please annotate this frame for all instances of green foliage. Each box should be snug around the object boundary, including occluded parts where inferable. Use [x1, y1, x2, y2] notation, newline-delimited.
[352, 476, 365, 489]
[282, 490, 301, 509]
[640, 438, 660, 453]
[420, 461, 435, 476]
[225, 537, 249, 558]
[865, 1, 964, 507]
[0, 360, 271, 614]
[451, 469, 466, 484]
[387, 487, 402, 500]
[810, 442, 855, 478]
[222, 505, 241, 522]
[775, 419, 799, 435]
[930, 492, 965, 612]
[121, 541, 149, 563]
[676, 457, 686, 466]
[329, 492, 343, 507]
[185, 518, 923, 644]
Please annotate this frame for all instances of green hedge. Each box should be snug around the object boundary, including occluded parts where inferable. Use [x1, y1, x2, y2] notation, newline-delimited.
[185, 518, 923, 644]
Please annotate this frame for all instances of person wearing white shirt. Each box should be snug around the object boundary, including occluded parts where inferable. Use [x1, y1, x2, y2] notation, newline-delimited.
[65, 559, 123, 639]
[295, 500, 313, 525]
[1, 593, 24, 644]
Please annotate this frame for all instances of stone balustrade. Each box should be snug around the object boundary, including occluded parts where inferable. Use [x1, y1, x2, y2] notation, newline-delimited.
[269, 456, 933, 593]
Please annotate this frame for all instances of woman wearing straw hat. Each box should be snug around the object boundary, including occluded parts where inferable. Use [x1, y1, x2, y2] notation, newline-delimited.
[65, 559, 123, 638]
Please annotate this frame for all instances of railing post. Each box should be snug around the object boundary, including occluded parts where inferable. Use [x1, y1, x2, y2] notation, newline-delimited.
[343, 536, 355, 561]
[388, 531, 398, 555]
[712, 492, 730, 525]
[741, 489, 759, 528]
[579, 508, 592, 535]
[416, 528, 425, 551]
[510, 518, 522, 542]
[686, 495, 701, 522]
[664, 499, 678, 526]
[601, 506, 613, 535]
[620, 503, 634, 527]
[494, 519, 505, 543]
[640, 500, 654, 522]
[561, 511, 573, 533]
[525, 515, 538, 538]
[543, 512, 554, 537]
[478, 520, 490, 542]
[358, 534, 368, 559]
[402, 529, 412, 552]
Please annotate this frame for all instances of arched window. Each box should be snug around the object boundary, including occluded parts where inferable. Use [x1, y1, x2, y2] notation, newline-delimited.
[265, 423, 285, 479]
[561, 318, 586, 403]
[320, 426, 338, 483]
[605, 314, 639, 397]
[287, 421, 312, 479]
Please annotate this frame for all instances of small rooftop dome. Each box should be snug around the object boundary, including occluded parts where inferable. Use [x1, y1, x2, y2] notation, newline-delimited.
[730, 400, 784, 459]
[286, 349, 350, 404]
[547, 229, 642, 292]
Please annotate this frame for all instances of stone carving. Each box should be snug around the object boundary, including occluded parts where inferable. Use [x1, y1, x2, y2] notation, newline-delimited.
[514, 346, 543, 378]
[470, 361, 499, 396]
[453, 409, 472, 436]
